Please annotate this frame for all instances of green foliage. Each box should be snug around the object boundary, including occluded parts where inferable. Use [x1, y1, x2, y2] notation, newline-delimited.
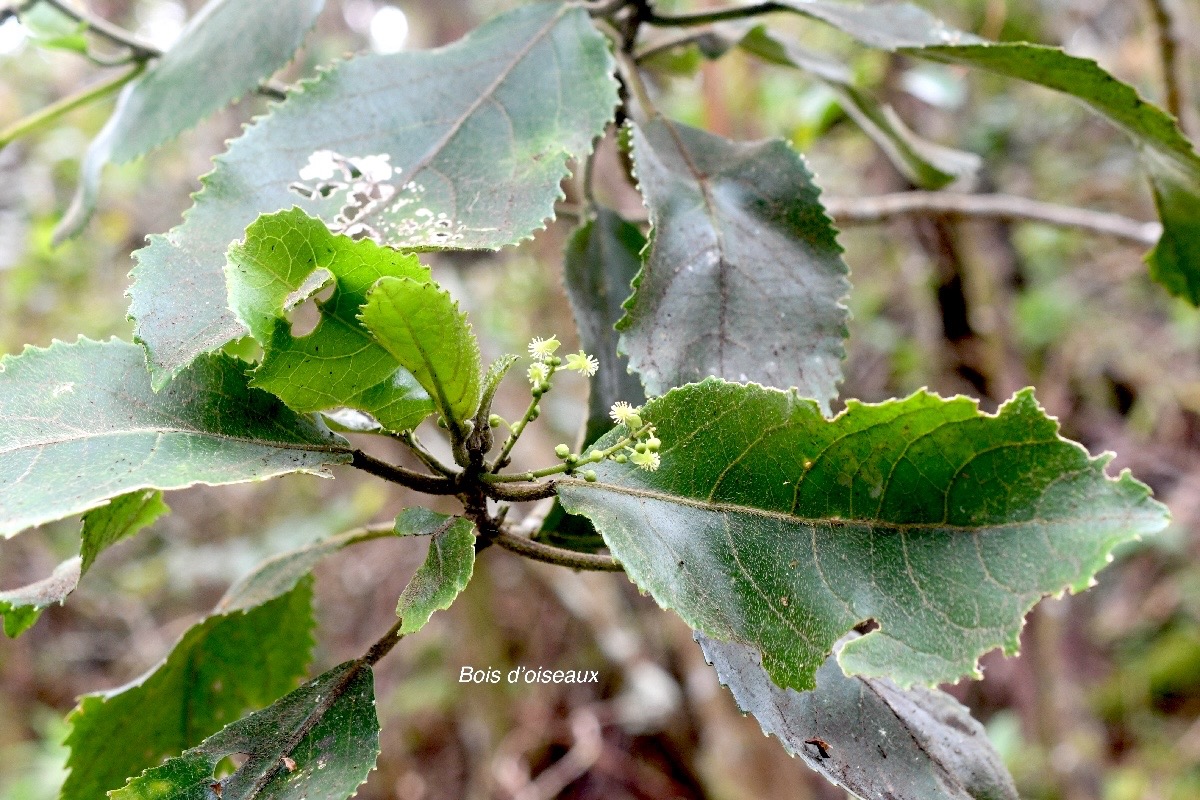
[0, 339, 349, 539]
[699, 633, 1018, 800]
[62, 582, 315, 800]
[360, 278, 483, 431]
[558, 380, 1169, 690]
[113, 660, 378, 800]
[56, 0, 325, 240]
[619, 117, 850, 408]
[395, 517, 475, 634]
[128, 2, 618, 385]
[80, 490, 170, 573]
[227, 208, 434, 432]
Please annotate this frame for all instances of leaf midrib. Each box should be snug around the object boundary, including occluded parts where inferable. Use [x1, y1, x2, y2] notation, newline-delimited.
[1, 426, 349, 457]
[558, 476, 1147, 534]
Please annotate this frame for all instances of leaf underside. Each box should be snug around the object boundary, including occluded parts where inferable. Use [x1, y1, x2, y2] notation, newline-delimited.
[113, 659, 379, 800]
[699, 633, 1018, 800]
[558, 379, 1169, 692]
[227, 208, 434, 431]
[56, 0, 325, 240]
[0, 338, 349, 539]
[129, 2, 618, 385]
[63, 582, 315, 800]
[620, 117, 850, 410]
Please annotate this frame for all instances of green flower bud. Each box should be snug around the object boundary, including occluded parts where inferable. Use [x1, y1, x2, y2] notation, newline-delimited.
[613, 454, 628, 463]
[635, 441, 647, 453]
[488, 414, 503, 428]
[554, 444, 571, 459]
[646, 437, 661, 452]
[584, 470, 597, 482]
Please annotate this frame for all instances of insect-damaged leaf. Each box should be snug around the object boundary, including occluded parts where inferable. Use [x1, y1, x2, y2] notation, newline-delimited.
[619, 118, 850, 410]
[56, 0, 324, 241]
[0, 338, 350, 539]
[128, 2, 617, 386]
[112, 659, 377, 800]
[63, 582, 315, 800]
[772, 0, 1200, 303]
[227, 208, 434, 432]
[558, 379, 1168, 691]
[360, 277, 483, 431]
[698, 633, 1018, 800]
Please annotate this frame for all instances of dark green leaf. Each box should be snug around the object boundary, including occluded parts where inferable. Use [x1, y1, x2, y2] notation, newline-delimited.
[619, 118, 850, 409]
[538, 209, 648, 552]
[55, 0, 325, 240]
[112, 659, 378, 800]
[0, 490, 169, 636]
[81, 489, 170, 572]
[736, 25, 979, 189]
[698, 633, 1018, 800]
[360, 277, 482, 429]
[63, 582, 315, 800]
[0, 557, 81, 637]
[128, 2, 617, 385]
[227, 208, 434, 432]
[0, 338, 350, 539]
[558, 380, 1169, 691]
[774, 0, 1200, 302]
[396, 517, 475, 634]
[393, 507, 457, 537]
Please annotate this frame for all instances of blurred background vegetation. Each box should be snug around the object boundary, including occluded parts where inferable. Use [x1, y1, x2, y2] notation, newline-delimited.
[2, 1, 1199, 798]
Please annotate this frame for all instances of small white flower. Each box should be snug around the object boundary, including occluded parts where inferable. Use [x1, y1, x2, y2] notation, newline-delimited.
[565, 350, 599, 377]
[528, 335, 560, 362]
[298, 150, 340, 181]
[527, 362, 549, 386]
[630, 450, 661, 471]
[609, 401, 641, 426]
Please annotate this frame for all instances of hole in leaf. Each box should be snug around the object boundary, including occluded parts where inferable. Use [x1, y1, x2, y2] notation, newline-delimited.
[285, 271, 335, 338]
[853, 618, 880, 635]
[213, 753, 248, 778]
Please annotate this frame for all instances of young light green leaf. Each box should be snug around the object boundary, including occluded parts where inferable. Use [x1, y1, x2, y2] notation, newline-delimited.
[227, 208, 434, 432]
[112, 659, 378, 800]
[774, 0, 1200, 303]
[63, 582, 315, 800]
[396, 517, 475, 635]
[80, 489, 170, 573]
[0, 338, 351, 539]
[129, 2, 617, 386]
[0, 557, 81, 637]
[360, 277, 483, 429]
[0, 490, 169, 637]
[558, 380, 1169, 691]
[619, 118, 850, 410]
[18, 4, 89, 54]
[538, 210, 648, 553]
[735, 25, 980, 189]
[698, 633, 1018, 800]
[55, 0, 325, 240]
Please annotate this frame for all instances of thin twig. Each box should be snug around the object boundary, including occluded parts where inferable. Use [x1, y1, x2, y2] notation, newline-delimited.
[1146, 0, 1185, 126]
[823, 191, 1161, 246]
[494, 529, 623, 572]
[0, 63, 143, 148]
[635, 28, 720, 63]
[350, 450, 459, 494]
[645, 2, 789, 27]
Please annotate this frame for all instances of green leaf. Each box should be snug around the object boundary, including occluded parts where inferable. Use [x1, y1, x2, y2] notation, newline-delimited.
[735, 25, 980, 189]
[113, 659, 378, 800]
[773, 0, 1200, 303]
[360, 277, 482, 429]
[218, 526, 395, 615]
[80, 489, 170, 573]
[63, 582, 315, 800]
[0, 338, 351, 539]
[538, 209, 647, 552]
[0, 557, 81, 637]
[396, 516, 475, 635]
[558, 380, 1169, 691]
[393, 507, 458, 537]
[698, 633, 1018, 800]
[227, 208, 434, 432]
[18, 4, 89, 54]
[55, 0, 325, 241]
[128, 2, 618, 386]
[0, 490, 169, 637]
[619, 118, 850, 410]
